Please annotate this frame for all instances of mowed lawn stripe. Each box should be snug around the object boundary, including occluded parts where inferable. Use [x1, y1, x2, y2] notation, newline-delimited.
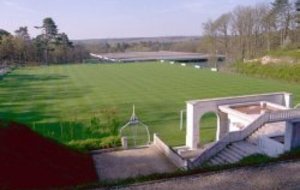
[1, 63, 300, 145]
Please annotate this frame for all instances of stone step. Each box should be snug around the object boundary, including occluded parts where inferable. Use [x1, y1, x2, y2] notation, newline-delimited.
[216, 154, 230, 164]
[222, 147, 242, 161]
[231, 143, 252, 155]
[217, 151, 236, 164]
[231, 142, 258, 156]
[213, 155, 227, 165]
[236, 141, 260, 155]
[227, 146, 248, 158]
[218, 150, 239, 163]
[208, 158, 220, 166]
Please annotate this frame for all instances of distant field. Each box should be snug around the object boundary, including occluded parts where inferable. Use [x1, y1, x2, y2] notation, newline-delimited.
[1, 63, 300, 146]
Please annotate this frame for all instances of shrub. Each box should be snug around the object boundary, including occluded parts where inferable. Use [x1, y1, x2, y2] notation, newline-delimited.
[67, 136, 121, 152]
[86, 108, 121, 136]
[238, 154, 272, 165]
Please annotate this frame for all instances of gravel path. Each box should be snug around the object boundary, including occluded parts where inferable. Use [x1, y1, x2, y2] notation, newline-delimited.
[107, 160, 300, 190]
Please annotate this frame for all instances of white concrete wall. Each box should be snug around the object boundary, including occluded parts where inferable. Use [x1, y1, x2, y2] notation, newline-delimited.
[186, 92, 292, 149]
[186, 103, 199, 149]
[284, 121, 300, 151]
[228, 114, 250, 132]
[153, 134, 188, 169]
[258, 136, 284, 157]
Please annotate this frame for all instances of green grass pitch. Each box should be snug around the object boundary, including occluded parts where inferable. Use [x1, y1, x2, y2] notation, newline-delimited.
[1, 62, 300, 146]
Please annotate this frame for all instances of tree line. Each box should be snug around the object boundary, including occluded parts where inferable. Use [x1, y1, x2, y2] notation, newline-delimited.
[201, 0, 300, 61]
[0, 18, 89, 66]
[84, 0, 299, 62]
[84, 39, 203, 54]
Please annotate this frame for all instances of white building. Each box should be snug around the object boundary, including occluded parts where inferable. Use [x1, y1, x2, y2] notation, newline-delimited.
[153, 92, 300, 169]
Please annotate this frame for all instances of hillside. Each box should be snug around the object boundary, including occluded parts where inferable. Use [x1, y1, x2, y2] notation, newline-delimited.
[236, 49, 300, 82]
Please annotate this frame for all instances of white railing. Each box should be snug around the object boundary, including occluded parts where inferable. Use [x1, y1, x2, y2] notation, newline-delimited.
[189, 108, 300, 168]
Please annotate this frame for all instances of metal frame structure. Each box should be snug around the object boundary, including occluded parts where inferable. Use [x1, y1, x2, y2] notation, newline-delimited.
[119, 105, 151, 146]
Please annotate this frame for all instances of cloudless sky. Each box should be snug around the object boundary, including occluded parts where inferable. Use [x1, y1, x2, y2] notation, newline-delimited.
[0, 0, 274, 40]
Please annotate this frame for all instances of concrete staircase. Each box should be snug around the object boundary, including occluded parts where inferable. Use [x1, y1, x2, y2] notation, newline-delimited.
[205, 122, 285, 166]
[247, 122, 285, 145]
[205, 141, 261, 166]
[188, 109, 300, 169]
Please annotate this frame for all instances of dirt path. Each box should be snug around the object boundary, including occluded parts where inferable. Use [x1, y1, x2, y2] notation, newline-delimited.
[107, 160, 300, 190]
[92, 146, 177, 181]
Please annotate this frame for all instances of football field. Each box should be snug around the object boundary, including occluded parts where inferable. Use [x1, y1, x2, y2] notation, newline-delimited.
[1, 62, 300, 145]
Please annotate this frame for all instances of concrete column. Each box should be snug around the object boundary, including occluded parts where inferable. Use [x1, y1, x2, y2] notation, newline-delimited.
[217, 112, 229, 140]
[121, 137, 128, 149]
[284, 121, 300, 151]
[284, 93, 293, 108]
[186, 103, 199, 149]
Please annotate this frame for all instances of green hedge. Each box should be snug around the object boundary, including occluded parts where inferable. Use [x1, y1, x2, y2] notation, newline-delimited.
[67, 136, 121, 152]
[235, 62, 300, 83]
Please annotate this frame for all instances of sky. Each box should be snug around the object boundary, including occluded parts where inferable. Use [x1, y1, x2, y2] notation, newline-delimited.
[0, 0, 274, 40]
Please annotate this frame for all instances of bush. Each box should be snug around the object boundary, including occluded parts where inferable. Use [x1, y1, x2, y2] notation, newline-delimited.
[86, 108, 121, 136]
[67, 136, 121, 152]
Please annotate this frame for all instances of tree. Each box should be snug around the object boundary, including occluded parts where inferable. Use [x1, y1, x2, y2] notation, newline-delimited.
[0, 35, 15, 65]
[0, 29, 10, 39]
[214, 13, 232, 56]
[271, 0, 294, 47]
[15, 27, 30, 41]
[202, 19, 218, 55]
[42, 17, 58, 37]
[296, 0, 300, 25]
[35, 17, 59, 65]
[14, 27, 31, 65]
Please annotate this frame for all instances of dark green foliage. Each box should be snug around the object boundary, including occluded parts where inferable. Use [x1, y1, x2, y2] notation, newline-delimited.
[279, 147, 300, 160]
[67, 136, 121, 151]
[14, 27, 30, 41]
[238, 154, 272, 165]
[0, 18, 89, 66]
[30, 110, 122, 152]
[0, 29, 10, 38]
[87, 108, 121, 136]
[42, 17, 58, 37]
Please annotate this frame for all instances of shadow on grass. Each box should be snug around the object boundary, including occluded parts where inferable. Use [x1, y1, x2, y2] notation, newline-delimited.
[0, 72, 90, 124]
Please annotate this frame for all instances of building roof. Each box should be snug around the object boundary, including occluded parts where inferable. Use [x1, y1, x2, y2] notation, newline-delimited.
[92, 51, 225, 62]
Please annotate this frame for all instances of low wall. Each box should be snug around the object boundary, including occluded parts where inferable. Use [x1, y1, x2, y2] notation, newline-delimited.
[153, 134, 188, 169]
[258, 136, 284, 157]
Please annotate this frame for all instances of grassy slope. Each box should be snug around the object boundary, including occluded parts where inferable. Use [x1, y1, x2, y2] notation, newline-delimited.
[267, 49, 300, 59]
[1, 62, 300, 146]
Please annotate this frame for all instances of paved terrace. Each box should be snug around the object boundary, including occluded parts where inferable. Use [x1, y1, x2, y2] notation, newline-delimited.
[92, 146, 177, 181]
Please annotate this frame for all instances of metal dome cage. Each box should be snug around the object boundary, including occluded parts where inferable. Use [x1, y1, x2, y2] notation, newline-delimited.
[119, 105, 151, 148]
